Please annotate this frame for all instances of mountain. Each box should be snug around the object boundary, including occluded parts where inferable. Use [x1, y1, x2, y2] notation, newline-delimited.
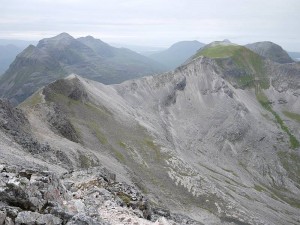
[191, 41, 270, 89]
[245, 41, 294, 63]
[288, 51, 300, 61]
[149, 40, 205, 70]
[0, 33, 164, 105]
[0, 39, 36, 48]
[77, 35, 164, 81]
[0, 44, 23, 75]
[0, 44, 67, 105]
[1, 41, 299, 224]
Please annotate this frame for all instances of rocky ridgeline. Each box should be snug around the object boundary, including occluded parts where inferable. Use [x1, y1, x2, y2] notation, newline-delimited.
[0, 99, 50, 154]
[0, 164, 200, 225]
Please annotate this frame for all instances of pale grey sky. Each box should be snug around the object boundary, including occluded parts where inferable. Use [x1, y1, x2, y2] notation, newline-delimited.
[1, 0, 299, 51]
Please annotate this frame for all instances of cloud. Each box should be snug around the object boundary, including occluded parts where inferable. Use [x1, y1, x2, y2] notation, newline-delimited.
[0, 0, 299, 50]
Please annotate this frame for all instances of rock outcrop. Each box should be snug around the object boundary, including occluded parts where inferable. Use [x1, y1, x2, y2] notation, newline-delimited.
[0, 99, 50, 154]
[0, 164, 200, 225]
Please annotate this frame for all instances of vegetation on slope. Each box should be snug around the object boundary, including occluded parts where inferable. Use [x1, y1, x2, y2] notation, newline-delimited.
[283, 111, 300, 123]
[195, 42, 299, 149]
[195, 44, 269, 89]
[256, 88, 299, 149]
[277, 151, 300, 186]
[19, 91, 44, 107]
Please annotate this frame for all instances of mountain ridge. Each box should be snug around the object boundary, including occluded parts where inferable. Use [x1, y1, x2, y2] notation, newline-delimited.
[0, 33, 165, 105]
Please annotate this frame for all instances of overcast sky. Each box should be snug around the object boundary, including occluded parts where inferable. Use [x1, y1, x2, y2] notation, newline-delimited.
[1, 0, 299, 51]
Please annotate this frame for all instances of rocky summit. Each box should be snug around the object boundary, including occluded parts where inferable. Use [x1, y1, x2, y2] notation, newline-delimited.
[245, 41, 294, 64]
[0, 41, 300, 225]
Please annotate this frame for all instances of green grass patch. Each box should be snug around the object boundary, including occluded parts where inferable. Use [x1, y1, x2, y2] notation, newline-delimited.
[256, 89, 299, 149]
[79, 154, 92, 168]
[117, 192, 131, 206]
[277, 151, 300, 185]
[144, 139, 156, 149]
[254, 184, 265, 192]
[108, 146, 125, 162]
[85, 102, 112, 116]
[194, 44, 243, 58]
[118, 141, 127, 148]
[69, 119, 83, 141]
[144, 139, 161, 161]
[86, 122, 107, 145]
[269, 187, 300, 209]
[236, 75, 255, 88]
[195, 44, 269, 89]
[47, 92, 80, 106]
[283, 111, 300, 123]
[251, 183, 300, 209]
[20, 92, 43, 107]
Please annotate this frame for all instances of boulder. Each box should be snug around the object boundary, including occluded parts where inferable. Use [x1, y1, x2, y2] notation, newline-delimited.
[0, 210, 7, 224]
[15, 211, 62, 225]
[66, 213, 103, 225]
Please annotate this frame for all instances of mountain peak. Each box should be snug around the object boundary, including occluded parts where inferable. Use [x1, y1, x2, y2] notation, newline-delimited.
[83, 35, 95, 40]
[209, 40, 237, 47]
[36, 32, 75, 49]
[222, 39, 231, 43]
[66, 73, 79, 80]
[54, 32, 74, 40]
[77, 35, 106, 45]
[245, 41, 294, 63]
[17, 44, 44, 58]
[169, 40, 203, 48]
[189, 41, 241, 61]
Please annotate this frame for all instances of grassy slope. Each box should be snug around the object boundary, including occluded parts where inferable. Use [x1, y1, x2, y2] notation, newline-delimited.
[283, 111, 300, 123]
[256, 89, 299, 149]
[195, 44, 269, 89]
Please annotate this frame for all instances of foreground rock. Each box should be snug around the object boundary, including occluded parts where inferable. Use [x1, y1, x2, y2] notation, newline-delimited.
[0, 164, 200, 225]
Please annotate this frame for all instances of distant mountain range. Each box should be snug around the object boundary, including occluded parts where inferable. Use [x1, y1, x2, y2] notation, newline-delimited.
[0, 44, 23, 74]
[0, 33, 165, 104]
[148, 40, 205, 70]
[1, 33, 298, 106]
[0, 39, 36, 48]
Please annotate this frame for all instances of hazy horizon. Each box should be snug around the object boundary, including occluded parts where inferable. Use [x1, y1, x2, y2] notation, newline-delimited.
[1, 0, 299, 51]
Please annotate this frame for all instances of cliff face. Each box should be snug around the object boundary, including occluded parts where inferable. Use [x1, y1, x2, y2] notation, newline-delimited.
[1, 43, 300, 224]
